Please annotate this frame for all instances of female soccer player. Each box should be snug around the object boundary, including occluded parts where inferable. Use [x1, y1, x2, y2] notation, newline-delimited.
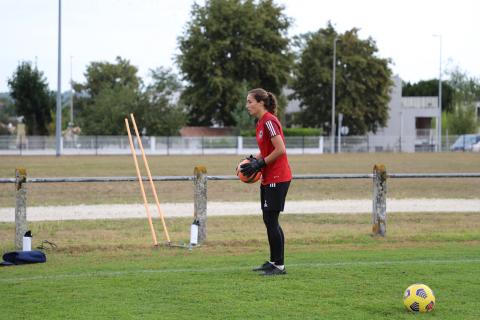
[240, 88, 292, 276]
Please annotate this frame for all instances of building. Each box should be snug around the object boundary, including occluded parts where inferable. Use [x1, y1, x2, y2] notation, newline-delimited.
[285, 75, 441, 152]
[368, 75, 439, 152]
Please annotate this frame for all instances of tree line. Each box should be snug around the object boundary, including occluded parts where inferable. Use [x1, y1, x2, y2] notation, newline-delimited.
[3, 0, 479, 136]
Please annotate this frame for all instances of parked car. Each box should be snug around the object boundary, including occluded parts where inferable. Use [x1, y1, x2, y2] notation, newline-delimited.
[472, 140, 480, 152]
[450, 134, 480, 151]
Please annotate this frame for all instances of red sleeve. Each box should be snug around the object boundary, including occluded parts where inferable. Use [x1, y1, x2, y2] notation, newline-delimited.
[264, 120, 280, 139]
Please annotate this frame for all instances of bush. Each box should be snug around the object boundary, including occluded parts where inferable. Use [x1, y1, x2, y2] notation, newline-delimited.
[283, 128, 322, 136]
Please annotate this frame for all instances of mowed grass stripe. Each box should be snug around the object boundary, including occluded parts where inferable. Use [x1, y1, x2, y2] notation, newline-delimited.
[3, 257, 480, 283]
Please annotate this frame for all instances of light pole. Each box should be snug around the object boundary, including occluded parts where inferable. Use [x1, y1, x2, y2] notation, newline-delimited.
[55, 0, 62, 157]
[433, 34, 442, 152]
[70, 56, 73, 125]
[331, 37, 339, 154]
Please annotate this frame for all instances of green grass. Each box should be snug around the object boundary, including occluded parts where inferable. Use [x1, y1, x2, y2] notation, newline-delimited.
[1, 212, 479, 319]
[0, 153, 479, 207]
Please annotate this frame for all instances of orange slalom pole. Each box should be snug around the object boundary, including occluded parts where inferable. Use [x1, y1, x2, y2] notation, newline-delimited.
[125, 118, 158, 246]
[129, 113, 171, 243]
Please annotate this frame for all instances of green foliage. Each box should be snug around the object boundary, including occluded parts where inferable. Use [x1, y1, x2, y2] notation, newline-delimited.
[283, 127, 322, 136]
[177, 0, 293, 126]
[443, 67, 480, 134]
[446, 105, 478, 135]
[75, 59, 186, 136]
[78, 85, 141, 135]
[75, 56, 141, 98]
[7, 62, 54, 135]
[402, 79, 454, 112]
[0, 96, 16, 134]
[447, 66, 480, 107]
[141, 67, 187, 136]
[290, 23, 393, 134]
[231, 82, 255, 134]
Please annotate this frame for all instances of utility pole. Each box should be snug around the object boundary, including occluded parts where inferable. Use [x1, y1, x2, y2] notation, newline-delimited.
[70, 56, 73, 125]
[433, 34, 442, 152]
[331, 37, 339, 154]
[55, 0, 62, 157]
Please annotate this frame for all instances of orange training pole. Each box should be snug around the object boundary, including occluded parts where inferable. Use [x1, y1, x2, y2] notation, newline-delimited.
[130, 113, 171, 243]
[125, 118, 158, 246]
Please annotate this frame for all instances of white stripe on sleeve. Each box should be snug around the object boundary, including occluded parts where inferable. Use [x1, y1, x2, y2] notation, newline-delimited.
[265, 120, 277, 137]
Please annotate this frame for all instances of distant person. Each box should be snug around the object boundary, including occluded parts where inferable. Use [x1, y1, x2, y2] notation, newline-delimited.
[240, 88, 292, 276]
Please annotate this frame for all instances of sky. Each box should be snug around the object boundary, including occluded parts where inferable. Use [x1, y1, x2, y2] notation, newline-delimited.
[1, 0, 479, 93]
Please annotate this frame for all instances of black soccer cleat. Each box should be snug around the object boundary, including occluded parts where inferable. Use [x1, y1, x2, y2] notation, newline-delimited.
[252, 261, 275, 272]
[260, 266, 287, 276]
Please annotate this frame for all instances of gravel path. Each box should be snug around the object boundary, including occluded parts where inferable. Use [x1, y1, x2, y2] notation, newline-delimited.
[0, 199, 479, 222]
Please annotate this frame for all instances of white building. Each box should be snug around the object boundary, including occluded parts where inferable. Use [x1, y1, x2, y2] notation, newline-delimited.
[368, 75, 439, 152]
[285, 75, 441, 152]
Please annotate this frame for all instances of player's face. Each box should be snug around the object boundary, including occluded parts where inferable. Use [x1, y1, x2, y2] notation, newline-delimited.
[246, 94, 264, 118]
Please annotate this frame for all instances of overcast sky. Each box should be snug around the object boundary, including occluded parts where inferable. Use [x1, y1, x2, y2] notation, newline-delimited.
[1, 0, 479, 93]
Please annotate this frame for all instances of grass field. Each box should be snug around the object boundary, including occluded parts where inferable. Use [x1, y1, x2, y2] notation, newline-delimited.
[0, 153, 480, 207]
[1, 212, 479, 319]
[1, 153, 479, 318]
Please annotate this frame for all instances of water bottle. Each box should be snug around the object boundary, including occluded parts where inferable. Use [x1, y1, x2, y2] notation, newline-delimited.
[23, 230, 32, 251]
[190, 219, 200, 246]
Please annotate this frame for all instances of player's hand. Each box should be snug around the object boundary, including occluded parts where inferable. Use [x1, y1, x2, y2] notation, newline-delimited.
[240, 156, 265, 177]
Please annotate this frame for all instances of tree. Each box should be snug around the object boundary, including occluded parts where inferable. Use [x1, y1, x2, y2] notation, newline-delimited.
[177, 0, 292, 126]
[76, 56, 141, 98]
[230, 82, 255, 134]
[290, 23, 393, 135]
[78, 85, 140, 135]
[402, 79, 454, 113]
[75, 60, 187, 136]
[75, 57, 143, 135]
[7, 62, 54, 135]
[141, 67, 187, 136]
[444, 66, 480, 134]
[447, 66, 480, 107]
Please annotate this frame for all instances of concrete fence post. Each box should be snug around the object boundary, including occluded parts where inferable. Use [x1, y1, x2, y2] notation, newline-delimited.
[372, 164, 387, 236]
[194, 166, 207, 243]
[237, 136, 243, 155]
[15, 168, 27, 250]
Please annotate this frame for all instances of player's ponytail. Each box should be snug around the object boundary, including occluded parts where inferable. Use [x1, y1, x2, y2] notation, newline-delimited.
[248, 88, 278, 115]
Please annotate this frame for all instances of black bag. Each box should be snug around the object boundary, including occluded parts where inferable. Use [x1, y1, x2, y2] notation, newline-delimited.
[0, 250, 46, 266]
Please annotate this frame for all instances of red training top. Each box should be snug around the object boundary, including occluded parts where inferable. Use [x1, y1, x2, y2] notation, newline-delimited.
[256, 112, 292, 185]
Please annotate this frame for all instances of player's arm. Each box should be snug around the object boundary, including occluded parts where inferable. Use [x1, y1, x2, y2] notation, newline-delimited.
[262, 135, 286, 165]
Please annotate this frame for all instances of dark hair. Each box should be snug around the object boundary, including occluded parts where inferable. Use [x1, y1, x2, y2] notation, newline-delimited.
[248, 88, 278, 115]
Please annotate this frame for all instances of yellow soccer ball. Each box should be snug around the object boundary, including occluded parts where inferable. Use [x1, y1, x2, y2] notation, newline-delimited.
[403, 283, 436, 312]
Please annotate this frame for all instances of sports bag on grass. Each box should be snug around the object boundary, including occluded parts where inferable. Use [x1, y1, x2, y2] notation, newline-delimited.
[0, 250, 46, 266]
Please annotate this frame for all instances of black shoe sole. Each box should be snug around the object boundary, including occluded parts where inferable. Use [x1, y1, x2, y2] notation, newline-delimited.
[260, 269, 287, 276]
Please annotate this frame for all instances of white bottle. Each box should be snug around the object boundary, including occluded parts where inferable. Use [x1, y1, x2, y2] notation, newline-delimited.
[23, 230, 32, 251]
[190, 219, 200, 246]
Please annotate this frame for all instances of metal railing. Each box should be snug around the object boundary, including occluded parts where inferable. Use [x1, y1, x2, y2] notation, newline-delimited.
[1, 134, 479, 155]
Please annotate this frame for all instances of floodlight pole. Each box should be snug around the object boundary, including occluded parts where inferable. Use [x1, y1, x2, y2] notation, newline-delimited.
[331, 37, 339, 154]
[433, 34, 442, 152]
[55, 0, 62, 157]
[70, 56, 73, 125]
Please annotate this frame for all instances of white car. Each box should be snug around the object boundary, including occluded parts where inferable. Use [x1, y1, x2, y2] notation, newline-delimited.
[472, 140, 480, 152]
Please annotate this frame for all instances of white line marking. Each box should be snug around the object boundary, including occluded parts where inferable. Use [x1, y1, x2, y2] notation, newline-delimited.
[1, 258, 479, 283]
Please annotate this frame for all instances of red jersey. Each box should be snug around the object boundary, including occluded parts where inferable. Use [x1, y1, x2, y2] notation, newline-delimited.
[256, 112, 292, 185]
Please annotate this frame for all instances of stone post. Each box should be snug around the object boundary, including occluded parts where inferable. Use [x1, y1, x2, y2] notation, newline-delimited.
[15, 168, 27, 250]
[372, 164, 387, 236]
[194, 166, 207, 243]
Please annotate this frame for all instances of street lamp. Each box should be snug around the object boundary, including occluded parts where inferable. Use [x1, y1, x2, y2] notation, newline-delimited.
[70, 56, 74, 125]
[331, 36, 339, 154]
[433, 34, 442, 152]
[55, 0, 62, 157]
